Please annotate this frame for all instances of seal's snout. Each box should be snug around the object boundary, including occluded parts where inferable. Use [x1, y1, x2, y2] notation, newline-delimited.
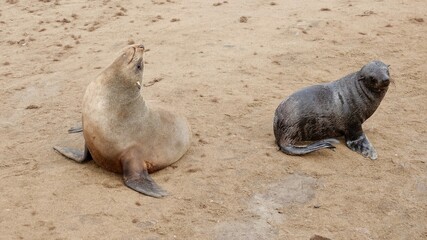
[382, 78, 390, 88]
[379, 70, 390, 87]
[134, 44, 144, 56]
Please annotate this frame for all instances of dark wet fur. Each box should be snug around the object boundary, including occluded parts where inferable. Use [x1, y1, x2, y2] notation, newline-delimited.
[274, 60, 390, 159]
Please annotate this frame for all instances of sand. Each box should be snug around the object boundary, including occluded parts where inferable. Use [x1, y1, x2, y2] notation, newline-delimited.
[1, 0, 426, 239]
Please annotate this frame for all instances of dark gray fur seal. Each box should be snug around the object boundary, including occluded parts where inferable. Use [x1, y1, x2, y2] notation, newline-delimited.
[273, 60, 390, 160]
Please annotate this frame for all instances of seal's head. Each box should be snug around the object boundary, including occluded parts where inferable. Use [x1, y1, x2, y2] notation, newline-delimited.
[110, 44, 145, 90]
[358, 60, 390, 92]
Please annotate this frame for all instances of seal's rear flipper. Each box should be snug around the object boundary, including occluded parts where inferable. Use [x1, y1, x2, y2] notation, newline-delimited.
[53, 145, 92, 163]
[68, 126, 83, 133]
[280, 138, 339, 156]
[121, 150, 168, 198]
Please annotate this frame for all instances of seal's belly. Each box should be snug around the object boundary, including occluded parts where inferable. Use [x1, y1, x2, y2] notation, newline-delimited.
[83, 125, 124, 173]
[278, 102, 345, 142]
[300, 117, 344, 141]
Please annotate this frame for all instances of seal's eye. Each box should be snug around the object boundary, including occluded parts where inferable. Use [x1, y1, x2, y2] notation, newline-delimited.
[136, 63, 142, 70]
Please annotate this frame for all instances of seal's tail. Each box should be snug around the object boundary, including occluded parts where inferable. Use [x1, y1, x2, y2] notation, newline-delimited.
[279, 138, 339, 156]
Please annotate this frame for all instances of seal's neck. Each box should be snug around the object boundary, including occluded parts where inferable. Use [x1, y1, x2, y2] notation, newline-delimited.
[98, 71, 145, 108]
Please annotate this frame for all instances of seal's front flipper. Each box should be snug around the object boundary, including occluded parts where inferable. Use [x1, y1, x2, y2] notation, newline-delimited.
[121, 149, 167, 198]
[68, 125, 83, 133]
[346, 133, 377, 160]
[279, 138, 339, 156]
[123, 170, 168, 198]
[53, 144, 92, 163]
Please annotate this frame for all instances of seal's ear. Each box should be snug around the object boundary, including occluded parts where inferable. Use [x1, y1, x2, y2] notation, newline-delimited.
[358, 75, 365, 81]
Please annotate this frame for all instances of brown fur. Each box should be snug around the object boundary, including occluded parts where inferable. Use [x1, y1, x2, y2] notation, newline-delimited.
[81, 44, 191, 196]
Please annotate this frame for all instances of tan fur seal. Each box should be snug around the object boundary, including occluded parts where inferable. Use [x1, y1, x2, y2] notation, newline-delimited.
[273, 60, 390, 160]
[54, 44, 191, 198]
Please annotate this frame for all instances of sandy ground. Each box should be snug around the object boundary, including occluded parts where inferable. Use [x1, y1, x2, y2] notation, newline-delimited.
[1, 0, 426, 239]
